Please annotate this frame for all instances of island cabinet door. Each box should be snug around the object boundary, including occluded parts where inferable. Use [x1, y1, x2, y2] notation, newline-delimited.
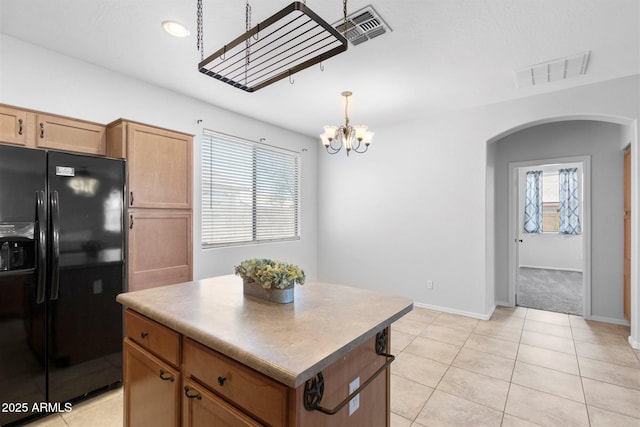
[292, 333, 390, 427]
[123, 338, 181, 427]
[182, 378, 264, 427]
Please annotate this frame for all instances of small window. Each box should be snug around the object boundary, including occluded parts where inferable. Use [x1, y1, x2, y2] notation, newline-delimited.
[201, 130, 300, 248]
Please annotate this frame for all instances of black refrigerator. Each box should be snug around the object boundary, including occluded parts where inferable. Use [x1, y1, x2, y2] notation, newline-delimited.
[0, 145, 126, 426]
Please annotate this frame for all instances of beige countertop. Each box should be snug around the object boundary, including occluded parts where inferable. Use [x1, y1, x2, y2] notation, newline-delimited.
[116, 275, 413, 388]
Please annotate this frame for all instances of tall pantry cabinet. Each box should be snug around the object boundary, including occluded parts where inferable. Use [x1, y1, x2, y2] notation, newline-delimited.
[107, 120, 193, 291]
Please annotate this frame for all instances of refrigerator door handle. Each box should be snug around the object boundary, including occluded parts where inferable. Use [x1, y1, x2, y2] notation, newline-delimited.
[50, 190, 61, 301]
[36, 191, 47, 304]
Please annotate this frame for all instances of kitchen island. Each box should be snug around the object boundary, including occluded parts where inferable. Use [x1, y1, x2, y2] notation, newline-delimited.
[116, 275, 413, 427]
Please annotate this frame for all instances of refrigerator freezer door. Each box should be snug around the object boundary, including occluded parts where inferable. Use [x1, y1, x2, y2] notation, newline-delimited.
[46, 152, 125, 404]
[0, 145, 46, 222]
[0, 145, 47, 426]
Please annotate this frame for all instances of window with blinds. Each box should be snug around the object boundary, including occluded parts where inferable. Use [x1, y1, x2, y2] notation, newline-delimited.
[201, 130, 300, 248]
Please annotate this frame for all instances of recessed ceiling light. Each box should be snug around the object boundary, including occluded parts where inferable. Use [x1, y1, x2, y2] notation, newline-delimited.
[162, 20, 190, 38]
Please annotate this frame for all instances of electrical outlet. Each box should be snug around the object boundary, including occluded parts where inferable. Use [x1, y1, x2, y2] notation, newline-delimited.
[349, 377, 360, 416]
[426, 280, 433, 290]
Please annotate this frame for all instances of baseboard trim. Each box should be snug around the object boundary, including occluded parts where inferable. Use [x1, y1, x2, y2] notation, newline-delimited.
[587, 315, 630, 326]
[629, 336, 640, 350]
[414, 301, 494, 321]
[495, 300, 511, 307]
[519, 265, 583, 273]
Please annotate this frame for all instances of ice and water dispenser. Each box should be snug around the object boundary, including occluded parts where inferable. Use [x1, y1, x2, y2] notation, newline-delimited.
[0, 222, 36, 272]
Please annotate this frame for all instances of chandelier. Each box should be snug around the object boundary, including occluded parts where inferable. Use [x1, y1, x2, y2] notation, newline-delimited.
[320, 91, 374, 156]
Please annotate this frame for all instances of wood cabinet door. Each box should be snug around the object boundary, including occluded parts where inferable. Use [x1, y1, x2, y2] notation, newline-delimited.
[124, 338, 181, 427]
[127, 123, 192, 209]
[36, 113, 106, 155]
[128, 209, 192, 291]
[0, 105, 29, 146]
[182, 378, 264, 427]
[624, 148, 631, 321]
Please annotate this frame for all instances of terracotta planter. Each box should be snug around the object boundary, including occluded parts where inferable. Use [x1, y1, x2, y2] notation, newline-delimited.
[242, 279, 294, 304]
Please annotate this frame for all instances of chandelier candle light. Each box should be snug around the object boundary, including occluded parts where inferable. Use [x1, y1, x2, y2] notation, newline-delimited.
[321, 91, 374, 156]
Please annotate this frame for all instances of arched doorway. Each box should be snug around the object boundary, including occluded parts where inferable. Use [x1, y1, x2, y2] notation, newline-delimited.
[487, 116, 635, 329]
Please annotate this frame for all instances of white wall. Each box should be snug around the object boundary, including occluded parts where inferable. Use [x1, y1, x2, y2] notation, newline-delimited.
[3, 34, 639, 344]
[0, 35, 319, 281]
[517, 164, 584, 271]
[318, 75, 639, 322]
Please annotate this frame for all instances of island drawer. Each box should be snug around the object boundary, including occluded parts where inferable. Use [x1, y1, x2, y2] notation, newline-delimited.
[125, 309, 181, 367]
[183, 338, 288, 427]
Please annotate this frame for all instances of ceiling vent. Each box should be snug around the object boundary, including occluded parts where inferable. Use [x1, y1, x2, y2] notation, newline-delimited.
[514, 51, 590, 88]
[333, 5, 392, 46]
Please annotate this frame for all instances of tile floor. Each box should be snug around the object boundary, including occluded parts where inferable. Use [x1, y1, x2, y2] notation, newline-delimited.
[21, 387, 122, 427]
[23, 306, 640, 427]
[390, 306, 640, 427]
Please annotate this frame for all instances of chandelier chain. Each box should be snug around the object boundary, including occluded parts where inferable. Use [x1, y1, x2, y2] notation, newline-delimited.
[197, 0, 204, 60]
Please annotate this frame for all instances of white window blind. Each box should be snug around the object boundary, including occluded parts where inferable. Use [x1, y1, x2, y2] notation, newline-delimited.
[201, 130, 300, 248]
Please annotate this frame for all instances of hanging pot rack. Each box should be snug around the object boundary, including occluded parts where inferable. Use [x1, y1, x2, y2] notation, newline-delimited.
[197, 1, 349, 92]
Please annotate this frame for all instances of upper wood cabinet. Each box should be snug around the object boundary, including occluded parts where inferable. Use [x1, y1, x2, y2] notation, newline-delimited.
[0, 104, 106, 155]
[107, 120, 193, 209]
[0, 105, 30, 146]
[36, 113, 106, 155]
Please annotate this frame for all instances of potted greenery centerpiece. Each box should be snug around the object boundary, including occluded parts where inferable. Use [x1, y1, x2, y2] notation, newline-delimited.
[234, 258, 305, 304]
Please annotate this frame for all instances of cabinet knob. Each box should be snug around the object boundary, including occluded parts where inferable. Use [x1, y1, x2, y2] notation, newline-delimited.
[217, 376, 227, 386]
[140, 331, 148, 339]
[184, 386, 202, 400]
